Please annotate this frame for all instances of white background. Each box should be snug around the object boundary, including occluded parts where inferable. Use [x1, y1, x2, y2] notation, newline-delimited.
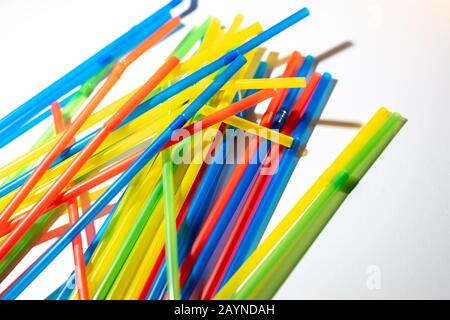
[0, 0, 449, 299]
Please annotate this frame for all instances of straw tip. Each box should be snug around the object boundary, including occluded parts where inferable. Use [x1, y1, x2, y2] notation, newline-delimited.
[302, 7, 311, 17]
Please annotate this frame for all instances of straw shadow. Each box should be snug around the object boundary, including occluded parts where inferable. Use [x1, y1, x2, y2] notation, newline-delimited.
[315, 41, 354, 63]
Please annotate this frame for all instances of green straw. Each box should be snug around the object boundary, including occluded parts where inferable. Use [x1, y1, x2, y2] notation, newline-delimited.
[93, 178, 164, 299]
[233, 113, 406, 299]
[162, 147, 180, 300]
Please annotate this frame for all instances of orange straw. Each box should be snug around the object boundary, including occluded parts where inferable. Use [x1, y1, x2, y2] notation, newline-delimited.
[80, 193, 96, 246]
[0, 18, 181, 260]
[0, 18, 180, 232]
[50, 101, 90, 300]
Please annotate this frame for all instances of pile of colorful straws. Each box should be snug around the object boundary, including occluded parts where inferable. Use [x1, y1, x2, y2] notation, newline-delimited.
[0, 1, 406, 300]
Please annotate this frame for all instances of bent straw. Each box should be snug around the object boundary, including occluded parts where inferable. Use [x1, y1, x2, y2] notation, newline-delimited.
[179, 53, 305, 298]
[0, 21, 261, 183]
[144, 48, 257, 297]
[224, 61, 324, 284]
[79, 50, 248, 299]
[0, 90, 277, 233]
[200, 72, 326, 299]
[214, 107, 394, 300]
[0, 18, 181, 232]
[0, 0, 181, 141]
[0, 90, 274, 239]
[0, 56, 246, 300]
[50, 102, 89, 300]
[162, 148, 180, 300]
[230, 112, 406, 299]
[0, 75, 293, 194]
[88, 58, 246, 300]
[144, 60, 267, 300]
[0, 13, 298, 215]
[0, 19, 182, 258]
[0, 12, 172, 145]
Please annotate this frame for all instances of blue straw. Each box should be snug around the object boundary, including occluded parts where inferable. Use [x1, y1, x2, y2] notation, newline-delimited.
[0, 1, 181, 144]
[0, 12, 173, 146]
[1, 54, 245, 300]
[223, 73, 335, 285]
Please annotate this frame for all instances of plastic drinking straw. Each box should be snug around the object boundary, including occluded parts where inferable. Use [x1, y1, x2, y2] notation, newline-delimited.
[70, 156, 159, 299]
[91, 176, 164, 299]
[0, 185, 109, 241]
[0, 90, 279, 232]
[99, 46, 254, 299]
[0, 77, 290, 196]
[50, 102, 89, 300]
[64, 57, 244, 300]
[0, 9, 300, 215]
[201, 72, 329, 299]
[50, 192, 123, 300]
[35, 205, 112, 246]
[0, 0, 181, 140]
[146, 55, 274, 299]
[100, 129, 212, 300]
[0, 22, 239, 184]
[0, 18, 181, 233]
[225, 77, 305, 90]
[140, 137, 216, 300]
[230, 112, 406, 299]
[0, 12, 173, 147]
[1, 68, 110, 186]
[0, 21, 182, 258]
[144, 60, 265, 300]
[178, 53, 304, 298]
[80, 193, 96, 246]
[0, 207, 64, 283]
[0, 88, 288, 207]
[3, 7, 310, 298]
[214, 108, 393, 300]
[113, 152, 206, 300]
[161, 148, 180, 300]
[0, 18, 257, 183]
[89, 57, 247, 299]
[224, 64, 325, 285]
[0, 185, 111, 298]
